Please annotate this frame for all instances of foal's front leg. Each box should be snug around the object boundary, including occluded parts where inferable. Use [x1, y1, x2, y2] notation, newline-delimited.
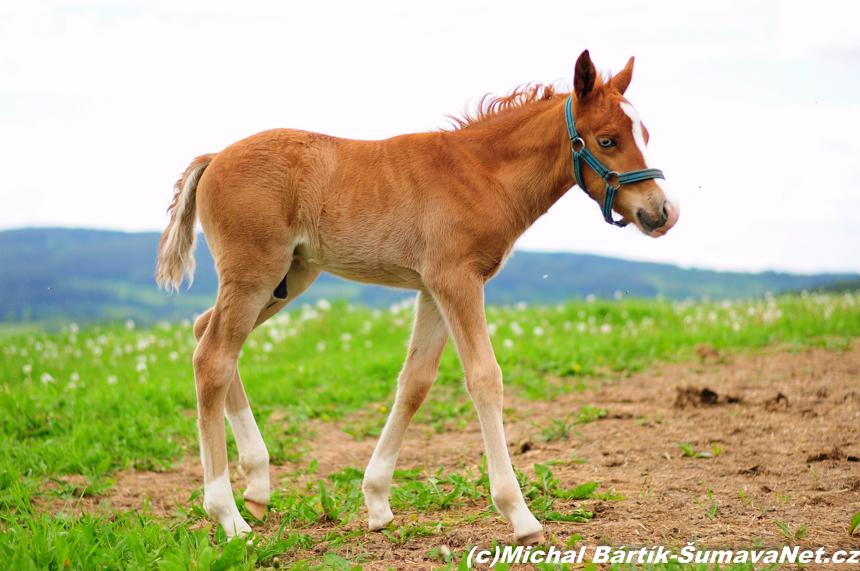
[429, 273, 544, 543]
[363, 290, 449, 529]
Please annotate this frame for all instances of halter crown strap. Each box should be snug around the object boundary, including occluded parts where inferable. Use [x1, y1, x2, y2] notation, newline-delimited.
[565, 95, 665, 227]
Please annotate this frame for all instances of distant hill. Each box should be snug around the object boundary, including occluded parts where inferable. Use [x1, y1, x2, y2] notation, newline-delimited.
[1, 228, 856, 325]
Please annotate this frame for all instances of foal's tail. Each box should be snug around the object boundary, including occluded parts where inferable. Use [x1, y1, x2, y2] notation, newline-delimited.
[156, 153, 216, 293]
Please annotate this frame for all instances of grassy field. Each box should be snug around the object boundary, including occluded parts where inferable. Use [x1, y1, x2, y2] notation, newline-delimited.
[1, 291, 859, 570]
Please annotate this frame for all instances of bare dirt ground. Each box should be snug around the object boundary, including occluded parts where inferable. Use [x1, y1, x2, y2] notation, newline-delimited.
[54, 343, 860, 569]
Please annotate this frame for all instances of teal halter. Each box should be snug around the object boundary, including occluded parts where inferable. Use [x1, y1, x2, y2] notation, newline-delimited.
[565, 95, 665, 227]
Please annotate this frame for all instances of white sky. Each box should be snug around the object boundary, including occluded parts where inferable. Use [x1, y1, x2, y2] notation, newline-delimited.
[1, 1, 858, 274]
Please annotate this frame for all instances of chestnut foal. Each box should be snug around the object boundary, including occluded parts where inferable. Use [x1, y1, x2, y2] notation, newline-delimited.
[156, 50, 679, 544]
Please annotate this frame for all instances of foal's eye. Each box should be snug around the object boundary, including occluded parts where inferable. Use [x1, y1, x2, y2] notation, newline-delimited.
[597, 138, 617, 148]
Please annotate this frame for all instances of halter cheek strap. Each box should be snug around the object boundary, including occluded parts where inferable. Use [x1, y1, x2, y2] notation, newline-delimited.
[565, 95, 665, 227]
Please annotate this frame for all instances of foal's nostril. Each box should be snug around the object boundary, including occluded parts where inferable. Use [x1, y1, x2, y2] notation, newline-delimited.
[660, 202, 669, 227]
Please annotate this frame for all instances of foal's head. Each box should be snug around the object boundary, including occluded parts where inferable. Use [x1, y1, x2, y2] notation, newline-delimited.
[570, 50, 679, 237]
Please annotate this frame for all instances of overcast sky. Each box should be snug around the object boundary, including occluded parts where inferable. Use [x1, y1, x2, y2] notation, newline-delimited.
[1, 1, 858, 274]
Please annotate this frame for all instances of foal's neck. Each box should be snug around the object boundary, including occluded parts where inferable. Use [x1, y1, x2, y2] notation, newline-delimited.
[457, 98, 576, 233]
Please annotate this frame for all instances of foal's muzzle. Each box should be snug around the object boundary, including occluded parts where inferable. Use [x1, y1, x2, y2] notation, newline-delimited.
[639, 200, 678, 236]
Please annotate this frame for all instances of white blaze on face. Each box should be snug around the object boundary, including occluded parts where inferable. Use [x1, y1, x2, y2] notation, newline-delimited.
[619, 102, 679, 208]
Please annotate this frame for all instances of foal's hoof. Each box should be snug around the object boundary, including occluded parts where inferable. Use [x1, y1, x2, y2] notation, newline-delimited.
[367, 506, 395, 531]
[245, 500, 268, 521]
[517, 531, 545, 546]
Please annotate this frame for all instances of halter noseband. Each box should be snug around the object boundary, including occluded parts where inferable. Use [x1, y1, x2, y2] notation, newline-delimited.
[565, 95, 665, 227]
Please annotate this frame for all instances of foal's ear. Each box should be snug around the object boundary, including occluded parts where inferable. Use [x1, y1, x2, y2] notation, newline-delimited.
[611, 57, 635, 95]
[574, 50, 596, 99]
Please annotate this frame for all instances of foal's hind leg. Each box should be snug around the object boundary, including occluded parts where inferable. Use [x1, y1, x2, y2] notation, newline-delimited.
[195, 259, 321, 525]
[363, 290, 449, 529]
[221, 260, 321, 521]
[194, 283, 269, 537]
[223, 377, 269, 521]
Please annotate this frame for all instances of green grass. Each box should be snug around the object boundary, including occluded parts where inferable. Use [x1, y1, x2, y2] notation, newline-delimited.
[1, 291, 859, 569]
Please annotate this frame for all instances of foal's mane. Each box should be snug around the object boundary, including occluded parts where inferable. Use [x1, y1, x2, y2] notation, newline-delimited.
[445, 74, 607, 131]
[445, 83, 559, 131]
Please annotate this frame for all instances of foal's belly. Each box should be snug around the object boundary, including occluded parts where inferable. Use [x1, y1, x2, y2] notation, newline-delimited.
[320, 259, 425, 291]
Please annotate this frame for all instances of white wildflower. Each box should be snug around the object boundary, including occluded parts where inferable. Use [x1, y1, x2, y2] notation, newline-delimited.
[41, 373, 54, 384]
[503, 339, 514, 349]
[316, 298, 331, 311]
[533, 326, 545, 336]
[125, 319, 135, 330]
[136, 362, 147, 372]
[107, 375, 118, 385]
[316, 341, 326, 352]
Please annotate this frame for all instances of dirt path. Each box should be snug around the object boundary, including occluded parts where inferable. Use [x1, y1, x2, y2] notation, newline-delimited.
[57, 344, 860, 568]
